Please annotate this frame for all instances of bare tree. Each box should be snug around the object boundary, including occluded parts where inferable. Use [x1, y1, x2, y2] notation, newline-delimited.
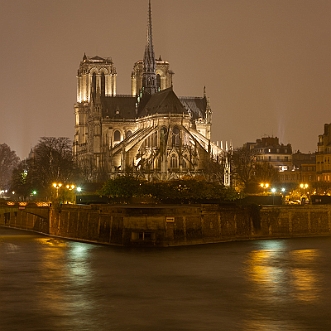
[10, 159, 31, 200]
[253, 162, 280, 185]
[12, 137, 81, 199]
[0, 143, 20, 192]
[33, 137, 73, 184]
[232, 146, 257, 191]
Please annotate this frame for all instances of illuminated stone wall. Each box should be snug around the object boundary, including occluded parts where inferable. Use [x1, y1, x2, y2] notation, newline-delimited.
[1, 203, 330, 246]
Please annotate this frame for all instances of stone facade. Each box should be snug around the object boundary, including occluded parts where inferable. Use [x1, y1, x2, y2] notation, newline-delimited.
[1, 203, 330, 247]
[245, 136, 293, 171]
[316, 123, 331, 182]
[73, 1, 230, 183]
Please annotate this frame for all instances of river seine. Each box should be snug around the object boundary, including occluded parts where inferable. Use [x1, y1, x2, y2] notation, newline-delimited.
[0, 226, 330, 331]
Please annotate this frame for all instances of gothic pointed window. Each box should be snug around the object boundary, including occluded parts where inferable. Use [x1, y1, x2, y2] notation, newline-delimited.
[92, 73, 96, 99]
[170, 154, 178, 169]
[101, 72, 105, 96]
[172, 127, 180, 146]
[114, 130, 121, 142]
[160, 127, 167, 147]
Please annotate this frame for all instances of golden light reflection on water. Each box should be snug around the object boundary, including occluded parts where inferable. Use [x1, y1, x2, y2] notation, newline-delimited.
[34, 238, 95, 322]
[243, 241, 323, 330]
[290, 249, 321, 302]
[245, 242, 321, 303]
[244, 318, 299, 331]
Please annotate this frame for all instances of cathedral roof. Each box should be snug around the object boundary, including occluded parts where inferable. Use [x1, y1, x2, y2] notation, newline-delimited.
[179, 96, 207, 120]
[101, 96, 136, 119]
[82, 54, 113, 64]
[98, 88, 208, 121]
[140, 87, 187, 117]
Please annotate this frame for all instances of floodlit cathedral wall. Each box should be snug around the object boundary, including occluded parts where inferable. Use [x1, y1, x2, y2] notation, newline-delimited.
[76, 55, 117, 103]
[73, 1, 230, 184]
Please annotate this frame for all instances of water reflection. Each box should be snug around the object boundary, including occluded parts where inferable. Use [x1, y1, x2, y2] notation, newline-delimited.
[290, 249, 322, 302]
[244, 240, 324, 330]
[244, 318, 299, 331]
[1, 228, 330, 331]
[246, 241, 321, 303]
[34, 238, 97, 329]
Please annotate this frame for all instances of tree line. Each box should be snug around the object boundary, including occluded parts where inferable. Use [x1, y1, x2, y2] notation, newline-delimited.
[1, 138, 81, 201]
[1, 137, 330, 202]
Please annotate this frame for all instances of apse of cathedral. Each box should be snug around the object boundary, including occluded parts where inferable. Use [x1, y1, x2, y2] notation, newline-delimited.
[73, 0, 231, 184]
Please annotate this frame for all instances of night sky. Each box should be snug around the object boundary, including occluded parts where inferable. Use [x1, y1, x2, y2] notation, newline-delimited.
[0, 0, 330, 159]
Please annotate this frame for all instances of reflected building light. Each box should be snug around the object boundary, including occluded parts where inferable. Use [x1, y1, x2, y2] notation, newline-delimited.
[246, 246, 322, 304]
[69, 243, 90, 260]
[291, 268, 319, 302]
[289, 249, 321, 302]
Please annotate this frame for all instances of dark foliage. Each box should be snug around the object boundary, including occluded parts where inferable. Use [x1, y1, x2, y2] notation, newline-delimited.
[0, 143, 20, 191]
[11, 137, 82, 200]
[101, 176, 239, 203]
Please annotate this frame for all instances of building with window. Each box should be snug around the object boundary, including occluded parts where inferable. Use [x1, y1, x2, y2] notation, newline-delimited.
[316, 123, 331, 182]
[73, 1, 230, 183]
[244, 136, 292, 171]
[278, 151, 316, 186]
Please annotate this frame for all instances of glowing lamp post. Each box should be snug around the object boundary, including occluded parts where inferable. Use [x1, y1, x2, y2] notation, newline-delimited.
[271, 187, 276, 205]
[300, 183, 308, 190]
[52, 182, 62, 198]
[260, 183, 269, 194]
[300, 183, 309, 204]
[64, 184, 76, 204]
[66, 184, 75, 191]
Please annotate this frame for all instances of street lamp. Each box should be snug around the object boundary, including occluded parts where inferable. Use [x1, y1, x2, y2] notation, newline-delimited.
[66, 184, 75, 191]
[300, 183, 309, 204]
[271, 187, 276, 205]
[52, 182, 62, 198]
[260, 183, 269, 194]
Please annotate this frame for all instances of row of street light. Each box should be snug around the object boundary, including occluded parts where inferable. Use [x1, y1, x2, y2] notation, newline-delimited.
[260, 182, 309, 194]
[260, 182, 310, 204]
[52, 183, 82, 203]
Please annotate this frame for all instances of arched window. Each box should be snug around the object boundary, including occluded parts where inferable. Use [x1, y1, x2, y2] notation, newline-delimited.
[114, 130, 121, 142]
[182, 159, 187, 169]
[101, 72, 105, 96]
[157, 74, 161, 90]
[172, 127, 180, 146]
[160, 127, 167, 145]
[92, 72, 96, 97]
[126, 130, 132, 138]
[170, 154, 178, 169]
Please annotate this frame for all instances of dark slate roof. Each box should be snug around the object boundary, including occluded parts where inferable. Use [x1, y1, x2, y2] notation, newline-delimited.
[139, 87, 187, 117]
[99, 88, 207, 121]
[101, 96, 137, 119]
[90, 55, 106, 61]
[83, 54, 113, 64]
[179, 96, 207, 120]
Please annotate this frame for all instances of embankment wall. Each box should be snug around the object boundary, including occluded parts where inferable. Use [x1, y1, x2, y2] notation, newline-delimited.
[1, 203, 330, 246]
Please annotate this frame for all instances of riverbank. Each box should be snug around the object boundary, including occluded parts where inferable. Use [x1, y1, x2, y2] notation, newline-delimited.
[1, 203, 330, 246]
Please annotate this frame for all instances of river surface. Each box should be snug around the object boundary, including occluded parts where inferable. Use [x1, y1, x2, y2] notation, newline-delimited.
[0, 226, 330, 331]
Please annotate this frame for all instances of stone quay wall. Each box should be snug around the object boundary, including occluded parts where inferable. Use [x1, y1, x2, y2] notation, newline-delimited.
[0, 204, 49, 234]
[1, 203, 331, 246]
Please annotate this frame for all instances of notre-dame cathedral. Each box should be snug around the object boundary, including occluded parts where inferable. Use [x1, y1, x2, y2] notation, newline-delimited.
[73, 1, 231, 184]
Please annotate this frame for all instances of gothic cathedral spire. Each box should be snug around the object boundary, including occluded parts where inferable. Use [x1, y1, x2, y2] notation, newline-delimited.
[142, 0, 158, 96]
